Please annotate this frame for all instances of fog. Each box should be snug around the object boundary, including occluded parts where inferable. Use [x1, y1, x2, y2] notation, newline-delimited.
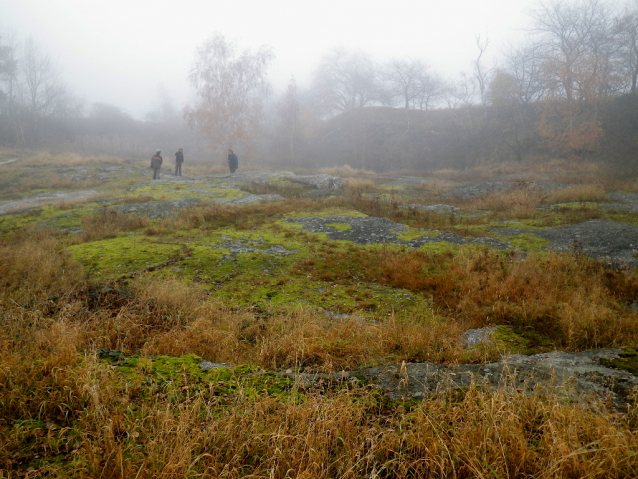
[2, 0, 536, 118]
[3, 0, 638, 173]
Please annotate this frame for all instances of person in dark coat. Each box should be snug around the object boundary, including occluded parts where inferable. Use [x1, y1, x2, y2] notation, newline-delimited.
[175, 148, 184, 176]
[150, 149, 163, 180]
[227, 149, 238, 174]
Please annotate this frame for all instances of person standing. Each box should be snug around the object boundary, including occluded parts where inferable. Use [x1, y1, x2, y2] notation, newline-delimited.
[227, 149, 238, 174]
[175, 148, 184, 176]
[151, 149, 163, 180]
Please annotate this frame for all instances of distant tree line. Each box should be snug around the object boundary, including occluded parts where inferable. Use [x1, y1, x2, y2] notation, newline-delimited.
[266, 0, 638, 171]
[2, 0, 638, 172]
[0, 34, 204, 158]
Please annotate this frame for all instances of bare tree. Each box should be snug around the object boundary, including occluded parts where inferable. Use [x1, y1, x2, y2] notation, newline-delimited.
[531, 0, 614, 102]
[0, 33, 21, 143]
[383, 59, 427, 109]
[21, 38, 65, 118]
[146, 84, 179, 123]
[473, 34, 496, 106]
[0, 34, 18, 108]
[613, 6, 638, 94]
[276, 77, 300, 165]
[184, 33, 274, 156]
[528, 0, 617, 155]
[503, 41, 547, 103]
[310, 49, 380, 117]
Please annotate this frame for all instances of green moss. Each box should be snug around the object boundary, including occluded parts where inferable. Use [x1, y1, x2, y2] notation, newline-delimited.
[418, 241, 460, 254]
[492, 325, 556, 355]
[600, 348, 638, 375]
[285, 207, 367, 219]
[498, 233, 551, 251]
[395, 228, 440, 241]
[131, 182, 245, 201]
[68, 235, 186, 280]
[325, 222, 352, 232]
[98, 350, 296, 399]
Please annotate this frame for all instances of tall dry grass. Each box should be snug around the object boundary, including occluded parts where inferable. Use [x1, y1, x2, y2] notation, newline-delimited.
[466, 184, 608, 217]
[376, 247, 638, 349]
[78, 210, 150, 242]
[431, 158, 611, 184]
[1, 159, 638, 476]
[16, 152, 129, 168]
[2, 348, 638, 478]
[0, 227, 86, 304]
[320, 165, 377, 176]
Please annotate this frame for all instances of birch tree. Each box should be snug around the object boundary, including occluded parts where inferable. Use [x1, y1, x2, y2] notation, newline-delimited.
[184, 34, 274, 155]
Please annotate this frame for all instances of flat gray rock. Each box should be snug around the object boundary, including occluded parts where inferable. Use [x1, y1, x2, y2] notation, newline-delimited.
[210, 193, 284, 206]
[107, 198, 202, 219]
[283, 349, 637, 412]
[448, 181, 569, 199]
[496, 219, 638, 268]
[463, 326, 497, 348]
[0, 190, 100, 214]
[199, 361, 233, 371]
[287, 215, 509, 249]
[603, 191, 638, 213]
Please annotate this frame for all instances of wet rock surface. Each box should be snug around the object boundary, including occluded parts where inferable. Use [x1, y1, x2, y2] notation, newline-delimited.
[212, 235, 298, 261]
[448, 180, 569, 199]
[210, 193, 285, 206]
[199, 361, 233, 371]
[287, 215, 510, 249]
[107, 198, 203, 219]
[496, 219, 638, 268]
[0, 190, 100, 214]
[282, 349, 638, 412]
[403, 203, 465, 214]
[463, 326, 497, 348]
[1, 168, 636, 269]
[603, 191, 638, 213]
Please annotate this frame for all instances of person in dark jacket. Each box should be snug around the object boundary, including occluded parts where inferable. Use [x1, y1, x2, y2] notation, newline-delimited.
[151, 149, 163, 180]
[175, 148, 184, 176]
[227, 149, 238, 174]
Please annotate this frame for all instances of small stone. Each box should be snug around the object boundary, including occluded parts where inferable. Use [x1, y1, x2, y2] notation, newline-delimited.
[199, 361, 232, 371]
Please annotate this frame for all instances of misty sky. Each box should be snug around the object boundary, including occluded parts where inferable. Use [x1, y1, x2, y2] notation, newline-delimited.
[3, 0, 547, 119]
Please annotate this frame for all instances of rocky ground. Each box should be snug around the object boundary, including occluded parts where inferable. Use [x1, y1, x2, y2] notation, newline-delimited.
[278, 347, 638, 412]
[2, 169, 636, 267]
[2, 162, 637, 406]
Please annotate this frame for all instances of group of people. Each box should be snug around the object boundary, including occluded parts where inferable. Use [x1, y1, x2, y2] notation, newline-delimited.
[150, 148, 239, 179]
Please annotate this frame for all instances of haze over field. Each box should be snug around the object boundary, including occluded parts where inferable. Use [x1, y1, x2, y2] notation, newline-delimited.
[2, 0, 638, 172]
[2, 0, 539, 117]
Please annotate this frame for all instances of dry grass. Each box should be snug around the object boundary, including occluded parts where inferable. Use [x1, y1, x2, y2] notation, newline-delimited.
[77, 210, 150, 242]
[544, 183, 608, 203]
[462, 183, 608, 220]
[1, 156, 638, 476]
[320, 165, 376, 176]
[141, 309, 465, 370]
[431, 158, 610, 184]
[0, 227, 86, 304]
[470, 187, 547, 216]
[2, 340, 637, 477]
[375, 247, 638, 349]
[342, 177, 376, 189]
[17, 151, 129, 168]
